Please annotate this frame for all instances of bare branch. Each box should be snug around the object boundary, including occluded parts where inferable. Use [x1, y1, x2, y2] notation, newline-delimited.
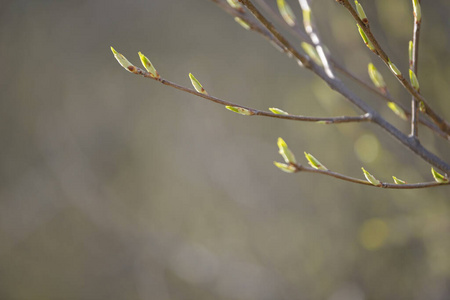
[290, 163, 450, 189]
[337, 0, 450, 135]
[239, 0, 450, 173]
[410, 0, 422, 139]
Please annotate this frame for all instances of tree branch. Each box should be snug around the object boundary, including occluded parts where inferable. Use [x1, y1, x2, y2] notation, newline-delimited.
[126, 64, 370, 124]
[410, 0, 421, 139]
[289, 163, 449, 189]
[239, 0, 450, 173]
[337, 0, 450, 135]
[236, 0, 449, 140]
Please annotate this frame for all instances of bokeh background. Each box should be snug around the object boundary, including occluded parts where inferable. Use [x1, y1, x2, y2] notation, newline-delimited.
[1, 0, 450, 299]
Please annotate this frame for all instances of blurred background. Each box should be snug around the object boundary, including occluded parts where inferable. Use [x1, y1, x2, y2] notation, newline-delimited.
[1, 0, 450, 299]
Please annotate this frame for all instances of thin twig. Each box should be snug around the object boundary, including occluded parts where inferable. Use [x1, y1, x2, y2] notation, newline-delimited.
[410, 0, 421, 139]
[337, 0, 450, 134]
[298, 0, 335, 78]
[291, 164, 449, 189]
[128, 65, 370, 124]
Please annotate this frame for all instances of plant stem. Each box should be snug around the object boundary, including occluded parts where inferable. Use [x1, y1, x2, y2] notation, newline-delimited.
[292, 164, 449, 189]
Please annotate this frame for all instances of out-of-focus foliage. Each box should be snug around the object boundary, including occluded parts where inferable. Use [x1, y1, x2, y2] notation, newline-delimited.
[0, 0, 449, 299]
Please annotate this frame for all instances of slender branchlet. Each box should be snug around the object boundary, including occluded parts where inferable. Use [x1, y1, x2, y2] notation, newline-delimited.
[410, 0, 422, 139]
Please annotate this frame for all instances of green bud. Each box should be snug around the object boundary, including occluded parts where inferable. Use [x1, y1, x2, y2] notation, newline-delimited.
[269, 107, 289, 115]
[431, 167, 449, 183]
[409, 69, 420, 91]
[362, 167, 381, 186]
[357, 24, 375, 51]
[419, 102, 426, 113]
[304, 152, 328, 170]
[189, 73, 208, 95]
[387, 102, 408, 120]
[388, 60, 402, 76]
[368, 63, 386, 89]
[226, 0, 243, 10]
[302, 8, 311, 33]
[273, 161, 297, 173]
[301, 42, 322, 66]
[392, 176, 406, 184]
[408, 40, 413, 66]
[355, 0, 368, 24]
[234, 17, 251, 30]
[225, 106, 253, 115]
[111, 47, 136, 73]
[412, 0, 421, 22]
[138, 52, 160, 78]
[277, 137, 297, 164]
[277, 0, 296, 27]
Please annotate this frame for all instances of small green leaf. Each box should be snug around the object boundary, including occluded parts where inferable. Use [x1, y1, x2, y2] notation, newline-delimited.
[225, 106, 253, 116]
[277, 137, 297, 164]
[368, 63, 386, 89]
[431, 168, 449, 183]
[357, 24, 375, 51]
[409, 69, 420, 91]
[302, 7, 311, 32]
[388, 60, 402, 76]
[355, 0, 368, 24]
[387, 102, 408, 120]
[301, 42, 322, 66]
[419, 101, 426, 112]
[273, 161, 297, 173]
[189, 73, 208, 95]
[234, 17, 251, 30]
[111, 47, 136, 73]
[304, 152, 328, 170]
[412, 0, 421, 22]
[361, 167, 381, 186]
[226, 0, 243, 10]
[392, 176, 406, 184]
[138, 52, 159, 78]
[269, 107, 289, 115]
[277, 0, 296, 27]
[408, 40, 413, 65]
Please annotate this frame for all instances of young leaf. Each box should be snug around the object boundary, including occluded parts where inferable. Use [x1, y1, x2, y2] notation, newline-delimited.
[301, 42, 322, 66]
[301, 5, 312, 33]
[226, 0, 243, 10]
[412, 0, 421, 22]
[189, 73, 208, 95]
[225, 106, 253, 116]
[419, 101, 426, 113]
[431, 168, 449, 183]
[273, 162, 297, 173]
[138, 52, 160, 78]
[409, 69, 420, 91]
[387, 102, 408, 120]
[354, 0, 368, 24]
[234, 17, 251, 30]
[277, 137, 297, 164]
[392, 176, 406, 184]
[408, 40, 413, 66]
[361, 167, 381, 186]
[269, 107, 289, 115]
[368, 63, 386, 89]
[388, 60, 402, 76]
[277, 0, 296, 27]
[357, 24, 375, 51]
[304, 152, 328, 170]
[111, 47, 136, 73]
